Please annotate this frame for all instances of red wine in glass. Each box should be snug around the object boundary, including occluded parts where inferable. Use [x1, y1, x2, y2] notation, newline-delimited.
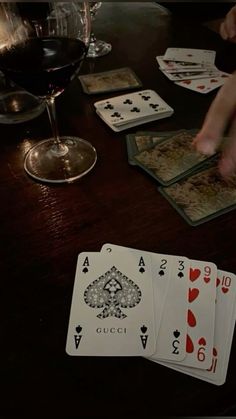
[0, 37, 87, 98]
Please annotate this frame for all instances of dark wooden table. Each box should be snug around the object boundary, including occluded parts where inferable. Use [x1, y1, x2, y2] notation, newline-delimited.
[1, 3, 236, 417]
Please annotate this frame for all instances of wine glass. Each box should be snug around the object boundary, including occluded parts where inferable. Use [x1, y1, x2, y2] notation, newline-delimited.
[0, 2, 97, 184]
[87, 2, 112, 58]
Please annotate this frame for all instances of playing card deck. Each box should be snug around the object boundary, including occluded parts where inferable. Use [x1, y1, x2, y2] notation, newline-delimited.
[94, 90, 174, 132]
[79, 67, 142, 95]
[156, 48, 230, 93]
[66, 243, 236, 386]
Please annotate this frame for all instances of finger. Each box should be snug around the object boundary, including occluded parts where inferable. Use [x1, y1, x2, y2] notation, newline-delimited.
[220, 21, 228, 40]
[225, 6, 236, 39]
[229, 35, 236, 44]
[193, 73, 236, 155]
[219, 113, 236, 177]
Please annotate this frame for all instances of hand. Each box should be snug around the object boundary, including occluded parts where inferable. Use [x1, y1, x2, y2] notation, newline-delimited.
[193, 72, 236, 178]
[220, 5, 236, 42]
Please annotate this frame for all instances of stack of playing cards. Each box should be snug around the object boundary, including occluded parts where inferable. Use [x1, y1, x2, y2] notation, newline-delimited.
[66, 243, 236, 386]
[94, 89, 174, 132]
[157, 48, 230, 94]
[126, 129, 236, 226]
[79, 67, 142, 95]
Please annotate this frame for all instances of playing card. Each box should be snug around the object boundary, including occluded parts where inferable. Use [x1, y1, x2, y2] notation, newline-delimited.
[163, 48, 216, 65]
[94, 109, 143, 132]
[155, 270, 236, 385]
[156, 56, 207, 72]
[133, 129, 215, 186]
[164, 259, 217, 369]
[126, 130, 183, 165]
[175, 72, 229, 94]
[101, 243, 187, 344]
[150, 255, 190, 362]
[159, 161, 236, 226]
[126, 133, 158, 166]
[161, 69, 220, 82]
[79, 67, 142, 95]
[66, 251, 156, 356]
[184, 270, 236, 385]
[94, 90, 174, 132]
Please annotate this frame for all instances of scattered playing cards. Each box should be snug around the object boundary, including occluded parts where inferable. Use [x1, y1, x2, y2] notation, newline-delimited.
[94, 89, 174, 132]
[66, 243, 236, 386]
[126, 129, 236, 225]
[157, 48, 230, 93]
[159, 162, 236, 226]
[130, 129, 216, 186]
[79, 67, 142, 95]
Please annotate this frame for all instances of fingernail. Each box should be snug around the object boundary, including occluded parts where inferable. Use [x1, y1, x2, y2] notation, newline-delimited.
[194, 139, 216, 156]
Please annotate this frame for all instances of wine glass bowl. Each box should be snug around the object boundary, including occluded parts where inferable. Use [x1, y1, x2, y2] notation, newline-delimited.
[0, 2, 97, 184]
[87, 2, 111, 58]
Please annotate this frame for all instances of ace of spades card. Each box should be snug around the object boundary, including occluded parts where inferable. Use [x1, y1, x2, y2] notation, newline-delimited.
[66, 252, 156, 356]
[101, 243, 190, 361]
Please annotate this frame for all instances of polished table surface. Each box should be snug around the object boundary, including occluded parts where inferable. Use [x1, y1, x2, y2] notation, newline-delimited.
[1, 3, 236, 417]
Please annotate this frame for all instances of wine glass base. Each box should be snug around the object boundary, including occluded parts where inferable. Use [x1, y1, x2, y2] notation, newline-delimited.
[24, 136, 97, 184]
[87, 40, 112, 58]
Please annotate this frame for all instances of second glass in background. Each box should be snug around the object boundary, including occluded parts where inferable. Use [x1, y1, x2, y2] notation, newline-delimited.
[87, 2, 111, 58]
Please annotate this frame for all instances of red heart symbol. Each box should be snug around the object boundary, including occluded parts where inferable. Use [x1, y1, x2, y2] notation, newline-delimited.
[190, 268, 201, 281]
[197, 85, 205, 90]
[188, 288, 199, 302]
[222, 287, 229, 294]
[187, 309, 197, 327]
[213, 347, 217, 357]
[204, 276, 210, 283]
[210, 79, 218, 83]
[198, 337, 206, 346]
[216, 277, 221, 287]
[186, 334, 194, 353]
[182, 80, 191, 85]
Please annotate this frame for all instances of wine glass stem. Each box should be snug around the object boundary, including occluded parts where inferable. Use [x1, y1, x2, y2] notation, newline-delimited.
[46, 96, 68, 156]
[90, 32, 97, 44]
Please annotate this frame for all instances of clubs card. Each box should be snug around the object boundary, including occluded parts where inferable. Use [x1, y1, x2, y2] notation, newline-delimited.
[159, 162, 236, 226]
[133, 129, 215, 186]
[94, 90, 174, 132]
[150, 255, 190, 362]
[175, 72, 229, 94]
[155, 270, 236, 385]
[156, 56, 206, 72]
[163, 48, 216, 66]
[101, 243, 183, 343]
[66, 251, 156, 356]
[79, 67, 142, 95]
